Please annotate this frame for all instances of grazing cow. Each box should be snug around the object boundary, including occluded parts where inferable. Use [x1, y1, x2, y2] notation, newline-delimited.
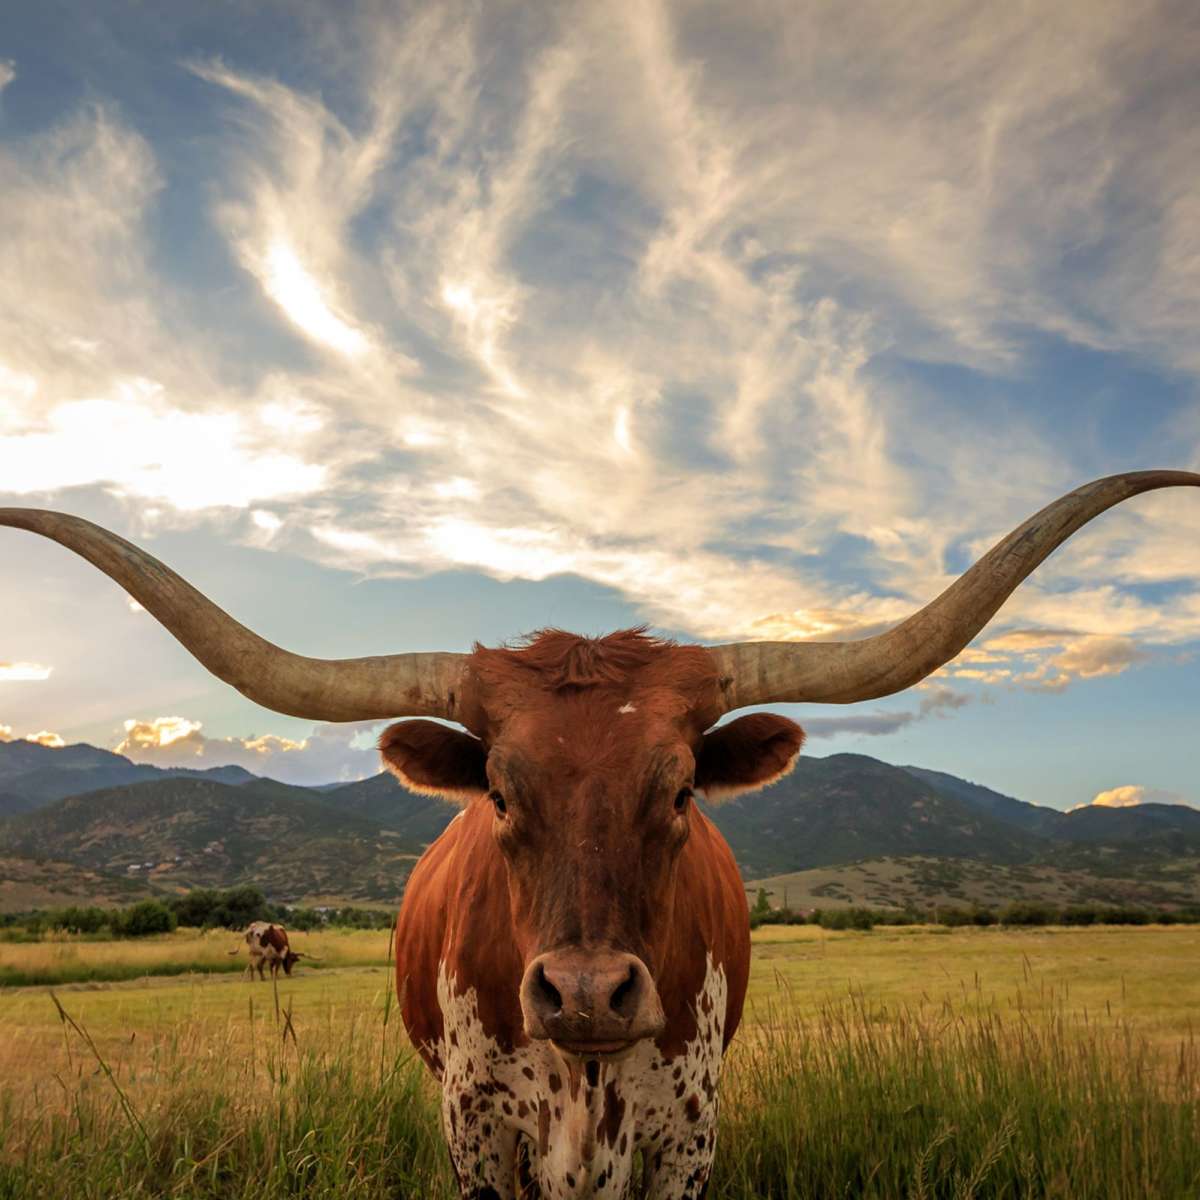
[2, 470, 1197, 1198]
[237, 920, 302, 981]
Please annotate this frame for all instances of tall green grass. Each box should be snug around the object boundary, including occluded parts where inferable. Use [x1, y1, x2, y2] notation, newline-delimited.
[0, 959, 251, 988]
[716, 992, 1200, 1198]
[1, 984, 1196, 1198]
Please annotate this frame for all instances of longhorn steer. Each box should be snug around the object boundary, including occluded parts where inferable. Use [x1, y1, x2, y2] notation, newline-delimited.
[237, 920, 301, 981]
[2, 470, 1197, 1199]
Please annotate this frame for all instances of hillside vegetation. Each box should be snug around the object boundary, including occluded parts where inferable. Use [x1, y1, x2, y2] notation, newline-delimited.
[0, 778, 423, 902]
[0, 740, 1196, 910]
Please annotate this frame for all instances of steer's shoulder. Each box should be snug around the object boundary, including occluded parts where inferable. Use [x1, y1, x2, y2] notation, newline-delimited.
[395, 802, 525, 1065]
[657, 807, 751, 1055]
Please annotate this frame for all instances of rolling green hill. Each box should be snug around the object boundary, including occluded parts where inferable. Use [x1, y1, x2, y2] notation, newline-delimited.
[0, 740, 1196, 911]
[0, 778, 423, 903]
[713, 753, 1045, 878]
[0, 739, 258, 816]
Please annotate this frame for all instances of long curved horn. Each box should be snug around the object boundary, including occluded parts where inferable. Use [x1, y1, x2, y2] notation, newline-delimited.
[709, 470, 1200, 711]
[0, 509, 467, 721]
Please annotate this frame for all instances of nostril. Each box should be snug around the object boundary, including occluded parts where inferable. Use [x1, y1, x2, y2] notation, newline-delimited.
[608, 964, 639, 1015]
[534, 963, 563, 1014]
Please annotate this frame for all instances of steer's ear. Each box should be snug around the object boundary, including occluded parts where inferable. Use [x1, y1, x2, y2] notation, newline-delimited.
[379, 720, 489, 804]
[695, 713, 805, 803]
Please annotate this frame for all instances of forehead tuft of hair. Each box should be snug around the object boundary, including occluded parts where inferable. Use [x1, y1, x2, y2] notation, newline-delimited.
[470, 627, 714, 693]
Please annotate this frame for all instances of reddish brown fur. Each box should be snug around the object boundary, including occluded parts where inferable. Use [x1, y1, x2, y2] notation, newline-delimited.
[392, 630, 804, 1064]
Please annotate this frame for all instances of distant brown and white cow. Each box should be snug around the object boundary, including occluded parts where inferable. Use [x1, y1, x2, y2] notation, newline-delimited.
[2, 471, 1197, 1198]
[236, 921, 302, 981]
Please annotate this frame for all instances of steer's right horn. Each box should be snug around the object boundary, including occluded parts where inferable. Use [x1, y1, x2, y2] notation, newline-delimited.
[0, 509, 467, 722]
[709, 470, 1200, 712]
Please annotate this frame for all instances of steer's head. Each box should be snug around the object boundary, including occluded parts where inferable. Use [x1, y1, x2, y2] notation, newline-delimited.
[378, 629, 805, 1056]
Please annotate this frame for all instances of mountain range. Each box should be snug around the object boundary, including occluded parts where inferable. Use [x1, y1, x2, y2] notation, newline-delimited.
[0, 738, 1196, 908]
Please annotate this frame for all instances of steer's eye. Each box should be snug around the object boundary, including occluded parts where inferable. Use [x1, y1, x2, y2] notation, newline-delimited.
[673, 786, 693, 813]
[488, 789, 507, 817]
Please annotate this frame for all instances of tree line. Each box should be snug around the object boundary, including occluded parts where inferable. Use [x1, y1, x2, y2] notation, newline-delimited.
[0, 886, 395, 938]
[749, 891, 1200, 931]
[6, 888, 1197, 939]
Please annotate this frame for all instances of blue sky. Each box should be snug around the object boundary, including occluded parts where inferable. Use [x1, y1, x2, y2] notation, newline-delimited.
[1, 2, 1198, 808]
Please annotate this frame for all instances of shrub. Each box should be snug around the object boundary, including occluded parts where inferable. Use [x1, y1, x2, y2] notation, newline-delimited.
[998, 901, 1058, 927]
[41, 906, 110, 935]
[209, 885, 273, 930]
[814, 908, 876, 931]
[112, 900, 177, 937]
[936, 905, 998, 927]
[283, 906, 327, 931]
[326, 906, 393, 930]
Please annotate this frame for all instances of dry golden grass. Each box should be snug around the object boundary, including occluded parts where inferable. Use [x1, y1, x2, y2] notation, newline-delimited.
[0, 924, 392, 986]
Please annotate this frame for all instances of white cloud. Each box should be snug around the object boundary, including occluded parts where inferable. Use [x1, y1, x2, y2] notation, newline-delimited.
[1071, 784, 1195, 811]
[119, 716, 205, 751]
[0, 662, 53, 682]
[0, 723, 66, 747]
[941, 631, 1163, 693]
[0, 393, 327, 511]
[24, 730, 65, 748]
[115, 715, 381, 784]
[0, 60, 14, 93]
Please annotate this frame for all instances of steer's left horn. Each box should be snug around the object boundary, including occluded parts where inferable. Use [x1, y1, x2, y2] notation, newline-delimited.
[0, 509, 467, 721]
[709, 470, 1200, 711]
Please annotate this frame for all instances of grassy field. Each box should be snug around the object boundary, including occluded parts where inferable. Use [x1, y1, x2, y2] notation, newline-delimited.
[0, 925, 391, 987]
[1, 925, 1197, 1197]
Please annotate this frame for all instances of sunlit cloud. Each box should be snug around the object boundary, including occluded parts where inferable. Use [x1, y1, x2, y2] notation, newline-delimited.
[0, 723, 67, 746]
[119, 716, 204, 751]
[115, 715, 380, 784]
[1040, 635, 1149, 685]
[0, 60, 14, 93]
[0, 662, 53, 682]
[0, 393, 327, 510]
[260, 238, 369, 357]
[24, 730, 65, 748]
[937, 630, 1163, 693]
[1070, 784, 1195, 811]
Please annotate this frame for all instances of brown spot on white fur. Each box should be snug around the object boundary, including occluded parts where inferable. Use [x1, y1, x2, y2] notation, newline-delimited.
[431, 956, 728, 1197]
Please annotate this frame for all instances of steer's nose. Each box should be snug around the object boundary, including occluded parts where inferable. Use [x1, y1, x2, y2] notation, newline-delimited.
[520, 949, 665, 1050]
